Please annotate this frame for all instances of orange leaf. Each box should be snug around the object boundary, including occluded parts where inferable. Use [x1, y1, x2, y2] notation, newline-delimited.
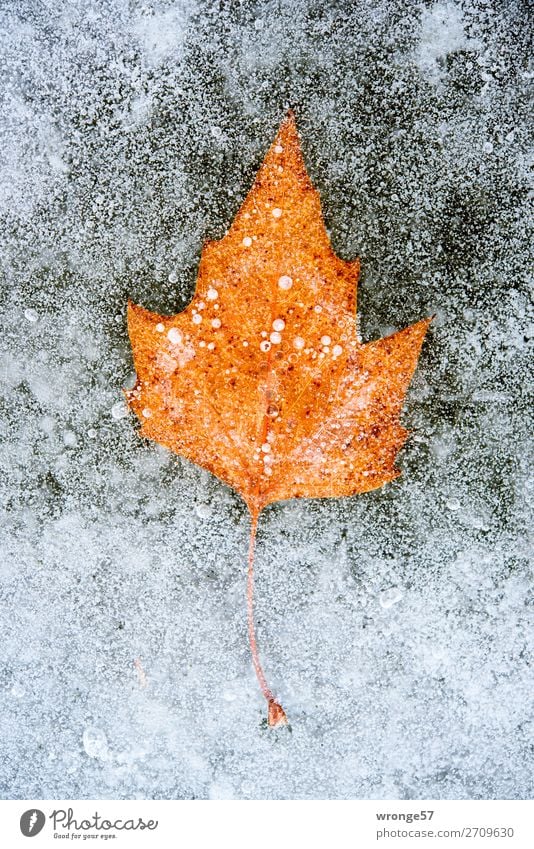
[127, 113, 430, 725]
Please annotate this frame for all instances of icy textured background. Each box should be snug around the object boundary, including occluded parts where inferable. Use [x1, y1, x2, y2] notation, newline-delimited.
[1, 0, 532, 800]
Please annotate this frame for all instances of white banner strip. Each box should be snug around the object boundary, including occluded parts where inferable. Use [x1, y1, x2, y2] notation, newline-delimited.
[1, 799, 532, 849]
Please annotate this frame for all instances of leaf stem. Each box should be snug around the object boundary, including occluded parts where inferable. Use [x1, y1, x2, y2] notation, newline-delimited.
[247, 513, 287, 726]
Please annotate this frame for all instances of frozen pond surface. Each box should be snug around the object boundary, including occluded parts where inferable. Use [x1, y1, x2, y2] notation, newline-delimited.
[0, 0, 532, 799]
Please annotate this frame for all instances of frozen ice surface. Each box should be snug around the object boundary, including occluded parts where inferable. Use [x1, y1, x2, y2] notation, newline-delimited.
[0, 0, 532, 799]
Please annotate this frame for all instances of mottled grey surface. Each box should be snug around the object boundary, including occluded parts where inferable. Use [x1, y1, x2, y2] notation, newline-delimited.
[0, 0, 532, 799]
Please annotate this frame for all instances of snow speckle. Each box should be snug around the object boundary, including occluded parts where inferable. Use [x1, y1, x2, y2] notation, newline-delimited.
[82, 727, 109, 761]
[207, 287, 218, 300]
[63, 430, 77, 447]
[293, 336, 305, 349]
[133, 6, 191, 67]
[271, 207, 282, 218]
[272, 318, 285, 331]
[157, 352, 178, 374]
[416, 1, 479, 84]
[269, 331, 282, 344]
[242, 236, 252, 247]
[209, 777, 235, 800]
[379, 587, 404, 609]
[167, 327, 183, 344]
[24, 308, 38, 323]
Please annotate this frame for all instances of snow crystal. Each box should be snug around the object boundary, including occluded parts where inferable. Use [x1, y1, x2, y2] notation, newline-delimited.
[0, 0, 531, 803]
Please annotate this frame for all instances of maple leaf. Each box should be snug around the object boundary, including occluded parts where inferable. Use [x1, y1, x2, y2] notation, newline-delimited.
[127, 113, 430, 726]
